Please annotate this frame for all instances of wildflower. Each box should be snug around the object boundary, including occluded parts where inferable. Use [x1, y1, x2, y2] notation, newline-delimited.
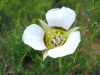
[22, 7, 81, 60]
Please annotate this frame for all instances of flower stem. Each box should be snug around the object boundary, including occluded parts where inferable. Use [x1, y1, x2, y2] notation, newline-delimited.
[74, 7, 95, 63]
[59, 58, 62, 75]
[84, 7, 94, 38]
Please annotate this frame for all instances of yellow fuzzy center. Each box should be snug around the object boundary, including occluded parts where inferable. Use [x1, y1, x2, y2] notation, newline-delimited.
[44, 27, 67, 49]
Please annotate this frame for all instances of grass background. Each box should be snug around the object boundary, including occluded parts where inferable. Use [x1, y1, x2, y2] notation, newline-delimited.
[0, 0, 100, 75]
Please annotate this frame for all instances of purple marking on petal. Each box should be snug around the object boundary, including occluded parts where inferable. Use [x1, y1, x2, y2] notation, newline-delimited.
[51, 26, 67, 31]
[43, 33, 47, 46]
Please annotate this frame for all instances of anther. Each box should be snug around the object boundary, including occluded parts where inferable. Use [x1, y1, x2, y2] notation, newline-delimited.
[50, 39, 56, 45]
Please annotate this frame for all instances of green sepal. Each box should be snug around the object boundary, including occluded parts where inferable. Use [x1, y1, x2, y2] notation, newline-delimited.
[39, 19, 53, 35]
[63, 27, 79, 38]
[43, 49, 49, 61]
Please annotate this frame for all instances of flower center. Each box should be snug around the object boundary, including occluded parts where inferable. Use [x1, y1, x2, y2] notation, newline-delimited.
[44, 27, 67, 49]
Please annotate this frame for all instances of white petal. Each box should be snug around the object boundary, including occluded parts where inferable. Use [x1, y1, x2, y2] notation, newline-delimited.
[48, 31, 81, 58]
[22, 24, 47, 50]
[46, 6, 76, 30]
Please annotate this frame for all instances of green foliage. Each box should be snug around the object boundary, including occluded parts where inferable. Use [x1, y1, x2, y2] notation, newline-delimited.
[0, 0, 100, 75]
[86, 9, 92, 16]
[92, 0, 97, 7]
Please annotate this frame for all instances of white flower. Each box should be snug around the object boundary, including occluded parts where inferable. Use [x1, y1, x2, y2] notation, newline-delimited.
[22, 7, 81, 60]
